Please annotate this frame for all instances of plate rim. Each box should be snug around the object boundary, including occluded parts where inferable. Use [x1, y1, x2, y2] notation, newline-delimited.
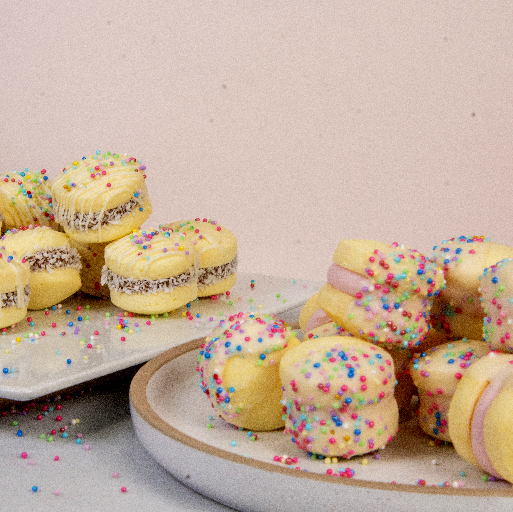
[129, 336, 513, 499]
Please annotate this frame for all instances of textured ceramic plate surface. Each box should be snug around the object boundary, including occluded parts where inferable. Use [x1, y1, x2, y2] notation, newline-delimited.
[0, 273, 320, 401]
[130, 338, 513, 512]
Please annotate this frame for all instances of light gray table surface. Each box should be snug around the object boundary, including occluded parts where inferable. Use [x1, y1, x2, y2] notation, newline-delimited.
[0, 366, 236, 512]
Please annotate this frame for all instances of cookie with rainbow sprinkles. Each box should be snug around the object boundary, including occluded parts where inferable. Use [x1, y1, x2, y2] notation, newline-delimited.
[318, 240, 445, 350]
[0, 168, 56, 231]
[410, 339, 488, 442]
[431, 235, 513, 340]
[52, 151, 152, 243]
[480, 257, 513, 352]
[163, 218, 237, 297]
[280, 335, 398, 458]
[101, 228, 198, 315]
[197, 311, 301, 431]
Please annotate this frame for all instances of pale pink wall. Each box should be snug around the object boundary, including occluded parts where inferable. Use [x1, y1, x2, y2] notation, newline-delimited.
[2, 1, 513, 282]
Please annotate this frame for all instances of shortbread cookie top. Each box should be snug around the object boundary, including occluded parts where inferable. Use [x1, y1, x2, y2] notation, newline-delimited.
[103, 228, 197, 281]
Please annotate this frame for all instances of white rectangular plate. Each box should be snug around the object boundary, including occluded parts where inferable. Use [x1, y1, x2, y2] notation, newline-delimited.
[0, 273, 322, 401]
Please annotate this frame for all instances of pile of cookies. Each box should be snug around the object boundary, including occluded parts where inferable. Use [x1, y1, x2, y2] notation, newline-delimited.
[0, 151, 238, 326]
[198, 236, 513, 484]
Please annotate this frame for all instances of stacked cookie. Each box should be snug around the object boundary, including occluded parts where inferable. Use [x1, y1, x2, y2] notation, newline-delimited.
[280, 336, 399, 458]
[1, 152, 240, 319]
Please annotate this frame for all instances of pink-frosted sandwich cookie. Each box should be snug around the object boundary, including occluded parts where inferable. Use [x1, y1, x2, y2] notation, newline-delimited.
[164, 219, 237, 297]
[479, 258, 513, 352]
[410, 340, 488, 441]
[431, 236, 513, 340]
[299, 293, 332, 332]
[0, 169, 56, 230]
[52, 151, 152, 243]
[101, 229, 197, 314]
[318, 240, 445, 350]
[449, 352, 513, 483]
[299, 292, 348, 339]
[198, 312, 301, 431]
[1, 226, 81, 310]
[280, 336, 398, 458]
[0, 251, 30, 328]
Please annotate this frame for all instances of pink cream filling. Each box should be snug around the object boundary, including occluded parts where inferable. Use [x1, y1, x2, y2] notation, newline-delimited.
[471, 375, 507, 479]
[327, 263, 372, 297]
[304, 308, 332, 333]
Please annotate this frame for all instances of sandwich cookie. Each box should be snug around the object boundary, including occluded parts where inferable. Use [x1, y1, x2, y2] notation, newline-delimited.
[52, 151, 151, 243]
[164, 219, 237, 297]
[1, 225, 81, 310]
[101, 228, 197, 314]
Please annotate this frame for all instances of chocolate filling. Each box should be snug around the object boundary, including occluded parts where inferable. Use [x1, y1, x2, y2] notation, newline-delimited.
[24, 247, 82, 272]
[1, 285, 30, 308]
[55, 196, 142, 231]
[100, 266, 196, 295]
[198, 255, 238, 289]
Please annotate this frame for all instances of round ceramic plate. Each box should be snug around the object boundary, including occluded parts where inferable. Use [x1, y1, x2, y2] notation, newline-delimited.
[130, 337, 513, 512]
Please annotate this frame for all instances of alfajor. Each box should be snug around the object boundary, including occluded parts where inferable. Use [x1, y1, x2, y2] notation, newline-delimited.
[449, 352, 513, 483]
[0, 251, 30, 328]
[431, 236, 513, 340]
[410, 339, 489, 441]
[280, 336, 398, 458]
[0, 169, 55, 231]
[1, 225, 81, 310]
[101, 228, 198, 314]
[164, 219, 237, 297]
[198, 312, 301, 431]
[52, 151, 151, 243]
[479, 258, 513, 352]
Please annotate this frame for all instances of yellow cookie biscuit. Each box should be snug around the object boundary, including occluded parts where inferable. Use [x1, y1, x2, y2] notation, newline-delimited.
[410, 339, 488, 441]
[0, 251, 30, 328]
[449, 352, 513, 481]
[164, 219, 237, 297]
[198, 312, 301, 431]
[318, 240, 444, 350]
[52, 151, 151, 243]
[69, 238, 111, 298]
[280, 336, 398, 458]
[479, 258, 513, 352]
[431, 236, 513, 339]
[0, 169, 56, 230]
[1, 226, 82, 310]
[101, 228, 198, 314]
